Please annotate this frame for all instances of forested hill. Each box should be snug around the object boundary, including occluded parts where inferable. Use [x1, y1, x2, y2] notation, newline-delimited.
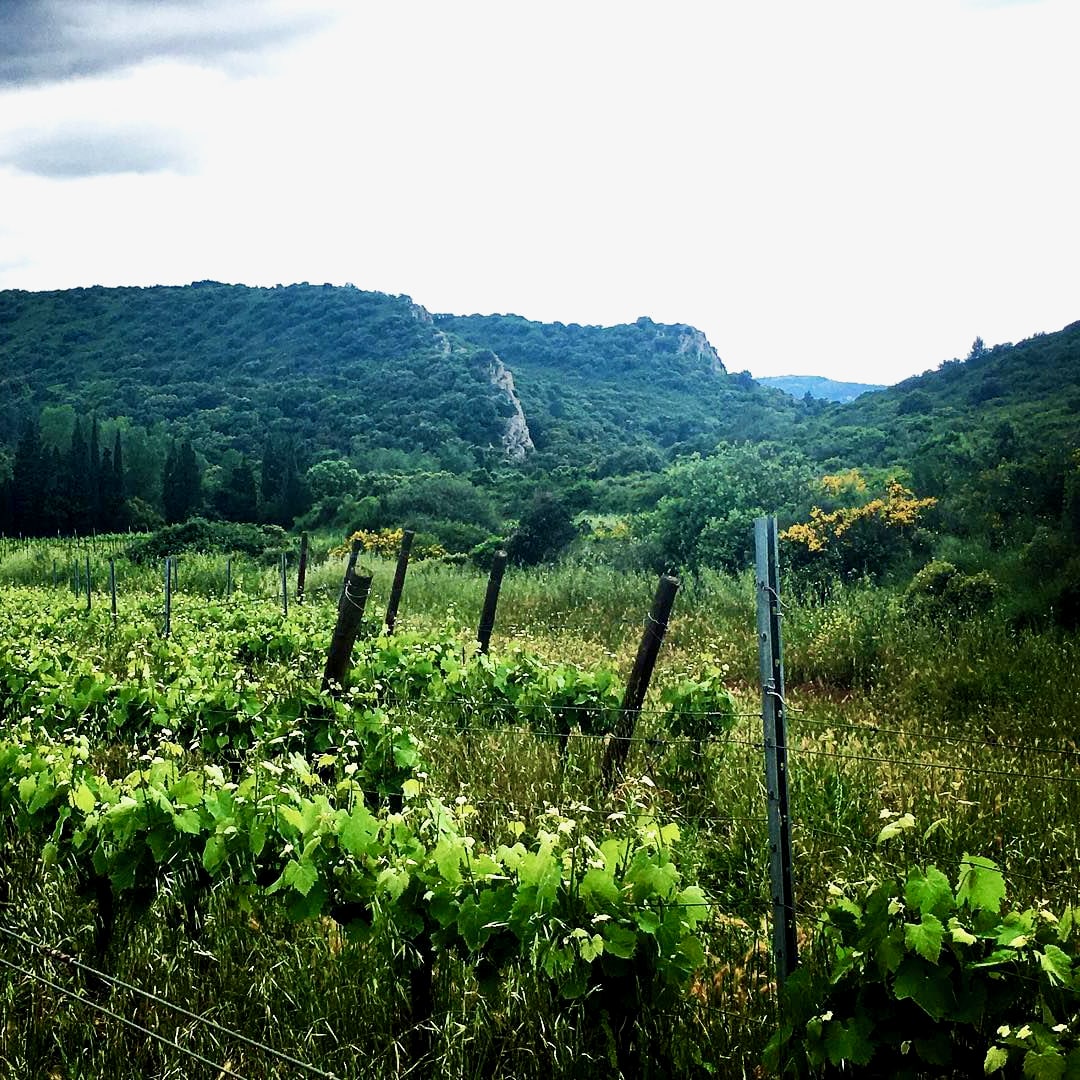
[803, 323, 1080, 467]
[0, 283, 797, 473]
[433, 313, 797, 463]
[0, 283, 514, 466]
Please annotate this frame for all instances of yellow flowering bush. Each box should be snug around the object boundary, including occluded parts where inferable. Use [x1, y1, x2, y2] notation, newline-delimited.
[782, 479, 937, 579]
[331, 528, 448, 562]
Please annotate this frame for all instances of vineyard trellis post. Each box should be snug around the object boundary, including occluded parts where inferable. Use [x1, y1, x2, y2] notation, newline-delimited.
[322, 570, 373, 695]
[755, 514, 797, 985]
[163, 557, 172, 639]
[85, 555, 91, 611]
[341, 538, 362, 595]
[477, 550, 507, 655]
[109, 558, 117, 623]
[280, 553, 288, 617]
[296, 532, 309, 604]
[600, 573, 679, 792]
[385, 529, 415, 634]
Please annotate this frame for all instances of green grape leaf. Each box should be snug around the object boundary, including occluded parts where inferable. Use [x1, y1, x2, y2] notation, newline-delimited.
[283, 858, 318, 897]
[168, 774, 203, 808]
[338, 805, 378, 858]
[876, 813, 915, 843]
[893, 955, 954, 1020]
[72, 783, 96, 814]
[578, 867, 620, 909]
[601, 923, 638, 959]
[905, 913, 945, 964]
[823, 1016, 875, 1066]
[249, 820, 267, 857]
[202, 833, 228, 875]
[172, 808, 202, 835]
[948, 917, 978, 946]
[905, 866, 954, 918]
[984, 1046, 1009, 1074]
[1038, 945, 1072, 987]
[957, 854, 1006, 914]
[1022, 1049, 1066, 1080]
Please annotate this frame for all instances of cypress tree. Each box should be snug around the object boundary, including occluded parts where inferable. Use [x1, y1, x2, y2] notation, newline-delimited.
[89, 416, 102, 528]
[163, 437, 201, 524]
[13, 414, 47, 535]
[65, 418, 92, 532]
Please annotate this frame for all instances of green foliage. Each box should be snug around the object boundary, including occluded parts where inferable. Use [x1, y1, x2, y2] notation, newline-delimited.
[647, 443, 814, 571]
[766, 854, 1080, 1076]
[125, 517, 289, 563]
[507, 492, 579, 566]
[905, 559, 998, 619]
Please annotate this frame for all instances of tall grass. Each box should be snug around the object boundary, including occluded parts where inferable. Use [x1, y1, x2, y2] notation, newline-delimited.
[0, 543, 1077, 1075]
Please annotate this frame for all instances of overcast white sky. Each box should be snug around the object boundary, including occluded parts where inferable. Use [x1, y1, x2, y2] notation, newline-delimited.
[0, 0, 1077, 384]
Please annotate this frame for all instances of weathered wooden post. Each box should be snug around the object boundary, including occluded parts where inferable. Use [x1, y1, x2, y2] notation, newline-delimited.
[476, 551, 508, 655]
[600, 574, 679, 791]
[384, 529, 415, 634]
[322, 570, 373, 695]
[342, 537, 362, 590]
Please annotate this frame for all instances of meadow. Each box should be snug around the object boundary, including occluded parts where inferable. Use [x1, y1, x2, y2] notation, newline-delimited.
[0, 537, 1077, 1078]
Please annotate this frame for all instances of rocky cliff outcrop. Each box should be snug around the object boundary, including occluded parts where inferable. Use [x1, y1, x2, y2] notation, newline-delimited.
[487, 353, 534, 460]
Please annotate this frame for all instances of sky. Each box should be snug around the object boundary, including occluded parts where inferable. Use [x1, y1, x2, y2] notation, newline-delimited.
[0, 0, 1077, 385]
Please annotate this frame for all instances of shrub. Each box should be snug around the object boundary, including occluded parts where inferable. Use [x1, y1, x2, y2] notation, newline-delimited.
[125, 518, 289, 563]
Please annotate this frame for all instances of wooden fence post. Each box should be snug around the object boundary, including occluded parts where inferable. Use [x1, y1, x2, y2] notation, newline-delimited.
[296, 532, 309, 604]
[476, 551, 508, 655]
[384, 529, 415, 634]
[321, 571, 373, 695]
[600, 574, 679, 791]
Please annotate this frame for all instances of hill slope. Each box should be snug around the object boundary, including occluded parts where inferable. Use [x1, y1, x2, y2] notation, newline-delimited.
[0, 284, 798, 474]
[806, 322, 1080, 467]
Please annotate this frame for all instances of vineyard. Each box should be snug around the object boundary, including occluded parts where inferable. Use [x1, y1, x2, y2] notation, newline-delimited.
[1, 535, 1078, 1078]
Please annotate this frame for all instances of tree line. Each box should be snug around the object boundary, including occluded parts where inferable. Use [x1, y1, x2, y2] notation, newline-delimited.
[0, 410, 307, 537]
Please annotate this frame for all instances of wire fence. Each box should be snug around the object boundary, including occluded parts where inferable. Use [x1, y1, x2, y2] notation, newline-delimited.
[1, 539, 1079, 1075]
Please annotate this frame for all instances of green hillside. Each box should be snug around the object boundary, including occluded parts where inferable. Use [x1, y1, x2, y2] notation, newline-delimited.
[434, 313, 798, 464]
[0, 283, 512, 466]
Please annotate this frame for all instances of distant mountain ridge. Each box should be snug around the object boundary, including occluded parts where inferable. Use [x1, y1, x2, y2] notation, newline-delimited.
[0, 284, 799, 475]
[757, 374, 886, 402]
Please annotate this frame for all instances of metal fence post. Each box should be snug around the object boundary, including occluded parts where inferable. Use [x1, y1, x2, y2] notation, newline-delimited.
[755, 515, 797, 985]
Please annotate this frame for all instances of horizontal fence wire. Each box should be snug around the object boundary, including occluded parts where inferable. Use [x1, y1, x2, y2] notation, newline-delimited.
[788, 712, 1080, 762]
[784, 743, 1079, 786]
[0, 954, 253, 1080]
[0, 924, 340, 1079]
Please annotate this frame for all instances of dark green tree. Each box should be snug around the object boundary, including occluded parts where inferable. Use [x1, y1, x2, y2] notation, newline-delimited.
[507, 492, 578, 565]
[11, 415, 45, 535]
[214, 457, 260, 522]
[64, 418, 92, 532]
[163, 438, 202, 524]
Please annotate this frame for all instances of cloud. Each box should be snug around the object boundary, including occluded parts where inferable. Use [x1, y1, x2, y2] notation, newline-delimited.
[1, 125, 197, 178]
[0, 0, 340, 88]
